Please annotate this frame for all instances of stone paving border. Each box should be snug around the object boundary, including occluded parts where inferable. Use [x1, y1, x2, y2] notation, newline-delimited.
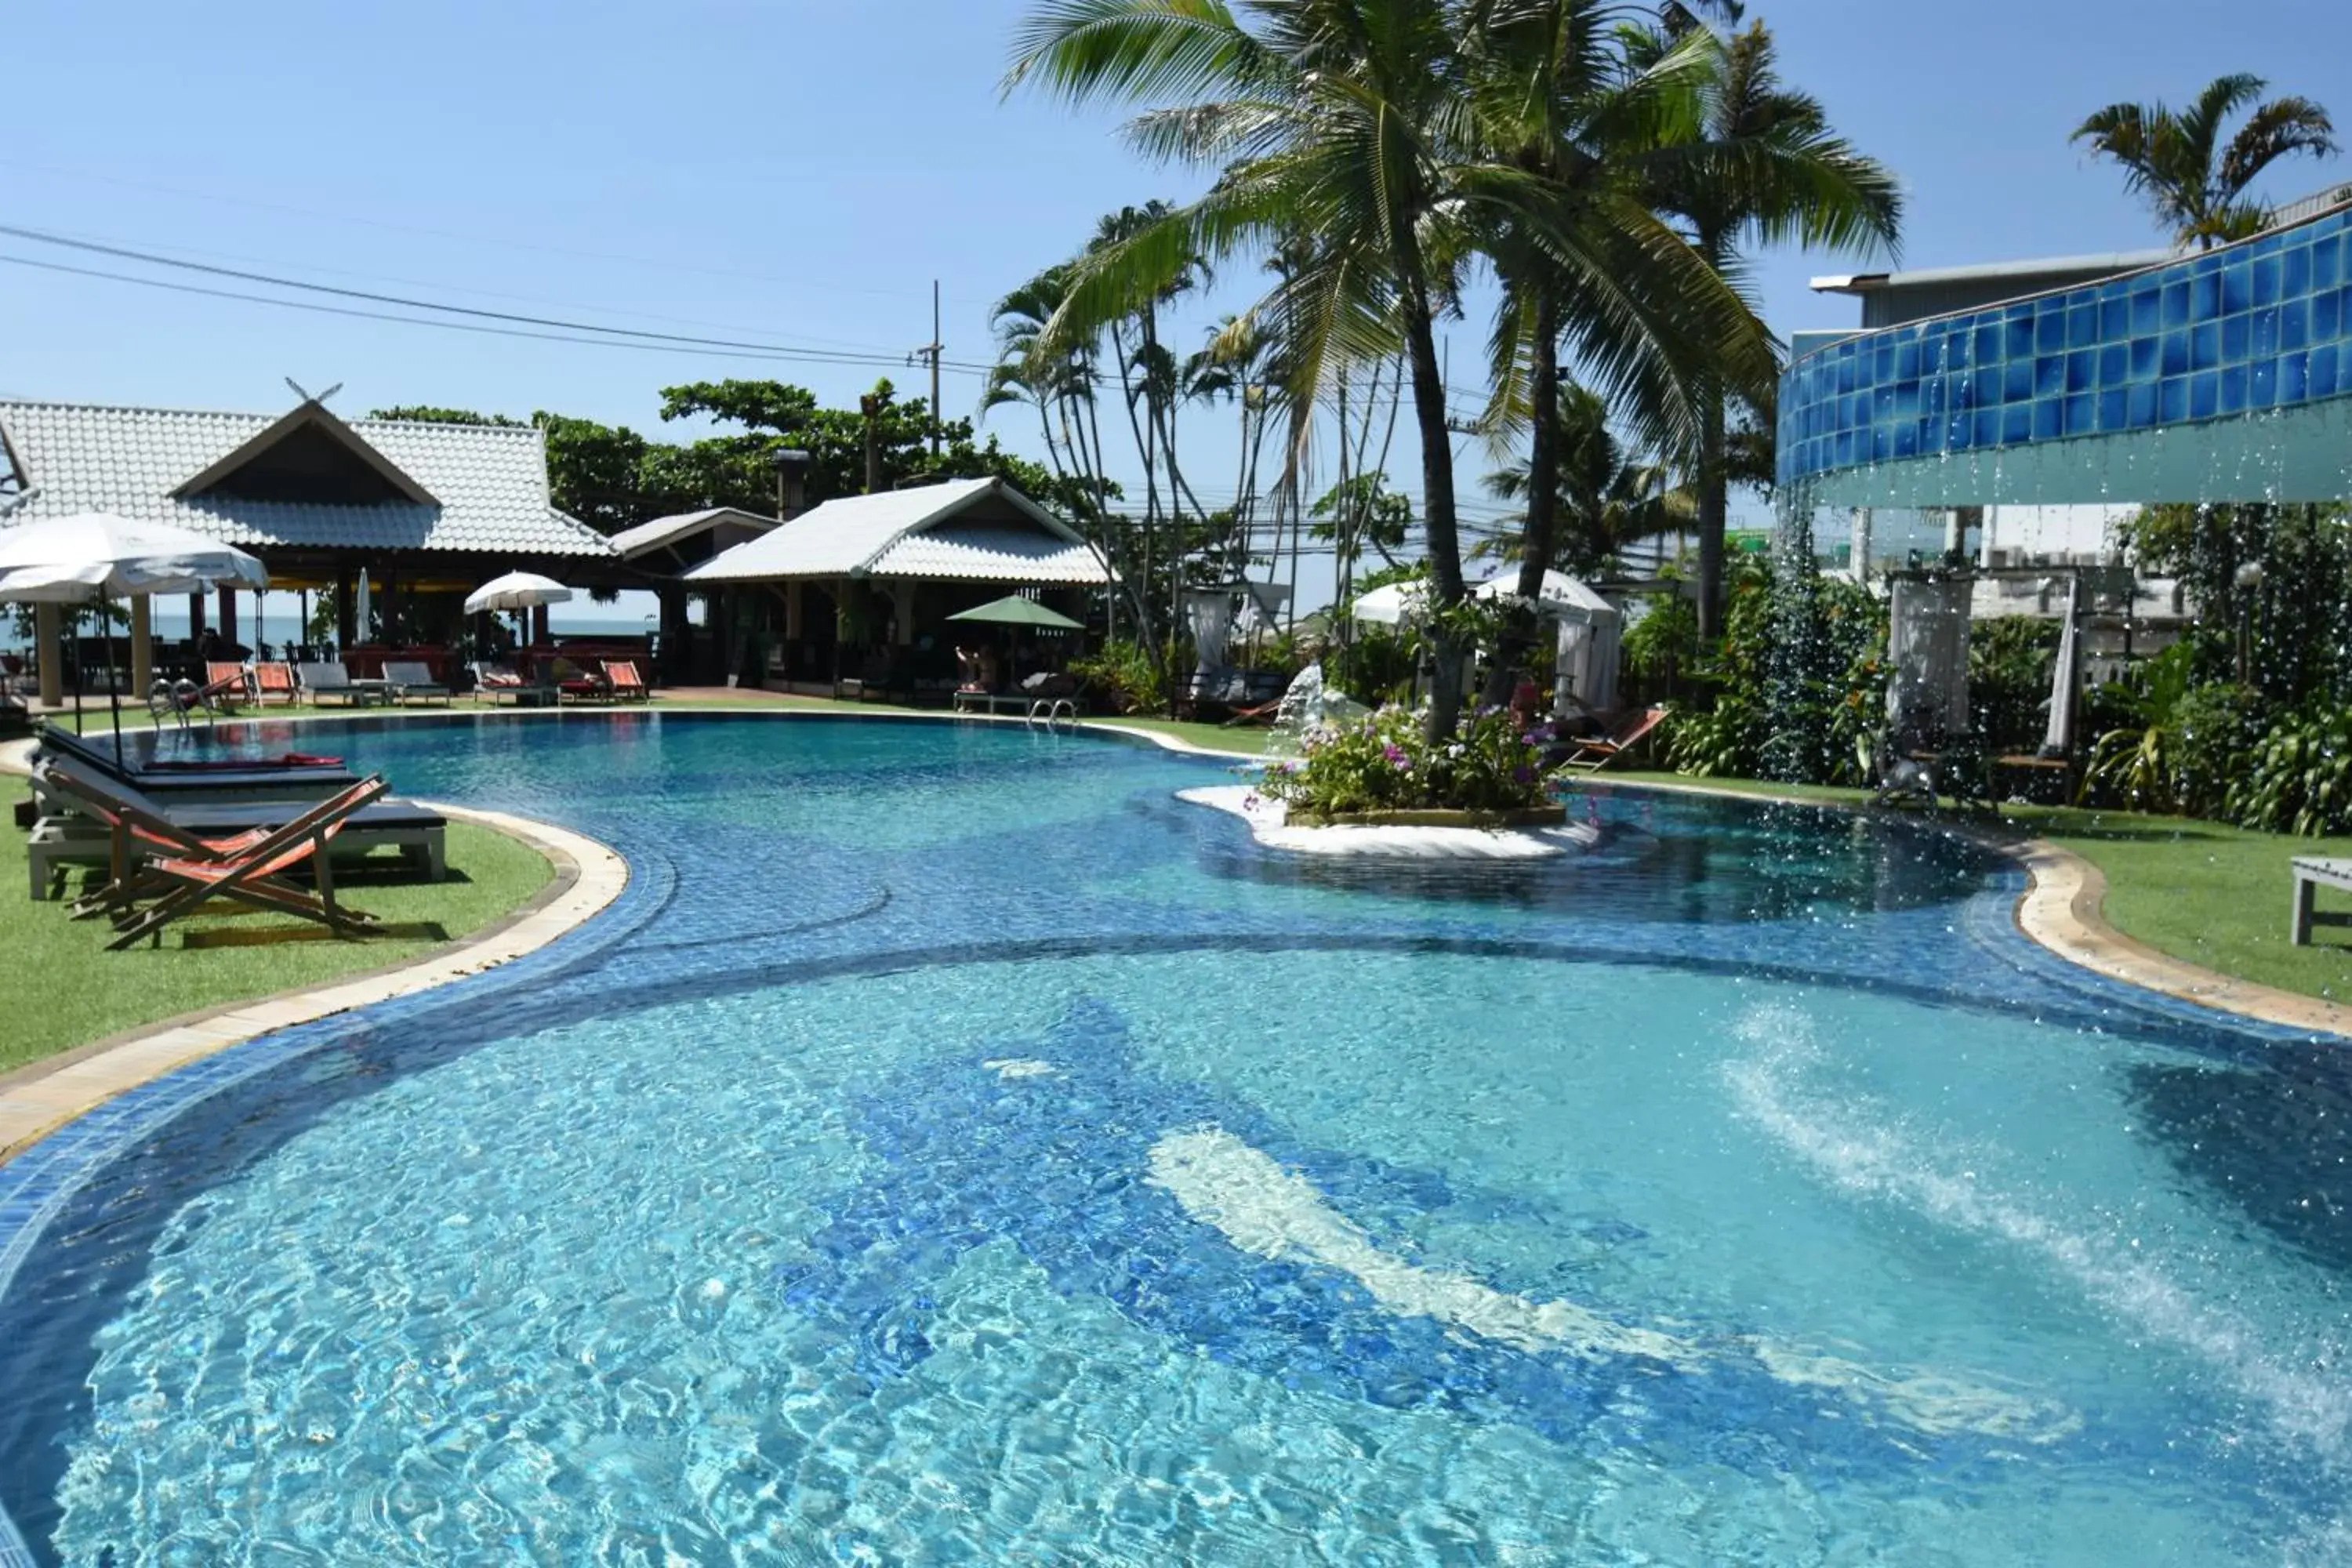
[0, 735, 628, 1163]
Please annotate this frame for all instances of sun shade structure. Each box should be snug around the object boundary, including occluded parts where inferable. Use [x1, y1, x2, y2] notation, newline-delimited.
[684, 477, 1109, 587]
[463, 571, 575, 615]
[0, 512, 267, 600]
[946, 595, 1085, 631]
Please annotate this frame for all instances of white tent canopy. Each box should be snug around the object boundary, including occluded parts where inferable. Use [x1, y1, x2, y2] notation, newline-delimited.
[1351, 571, 1617, 627]
[0, 512, 267, 602]
[465, 571, 575, 615]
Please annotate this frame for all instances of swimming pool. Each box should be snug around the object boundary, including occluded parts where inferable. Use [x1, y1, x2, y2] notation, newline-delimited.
[2, 713, 2347, 1563]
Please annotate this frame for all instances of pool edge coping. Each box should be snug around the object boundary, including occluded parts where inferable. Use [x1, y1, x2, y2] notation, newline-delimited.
[0, 736, 629, 1164]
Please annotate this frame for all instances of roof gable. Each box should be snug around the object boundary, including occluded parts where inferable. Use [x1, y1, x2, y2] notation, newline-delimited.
[0, 399, 615, 557]
[172, 401, 437, 506]
[684, 477, 1099, 584]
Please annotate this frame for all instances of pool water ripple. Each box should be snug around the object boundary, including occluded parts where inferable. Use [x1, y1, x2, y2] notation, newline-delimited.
[2, 713, 2347, 1565]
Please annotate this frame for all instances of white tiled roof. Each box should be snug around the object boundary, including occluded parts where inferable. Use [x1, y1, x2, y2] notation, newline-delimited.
[0, 400, 617, 557]
[870, 524, 1108, 582]
[608, 506, 777, 561]
[684, 477, 1108, 585]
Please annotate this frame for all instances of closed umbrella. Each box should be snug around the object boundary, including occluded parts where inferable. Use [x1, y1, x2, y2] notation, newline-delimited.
[0, 512, 267, 763]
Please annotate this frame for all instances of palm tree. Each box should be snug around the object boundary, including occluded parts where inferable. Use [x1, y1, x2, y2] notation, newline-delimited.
[1009, 0, 1504, 737]
[1009, 0, 1779, 739]
[2074, 74, 2337, 249]
[1461, 0, 1785, 701]
[1485, 381, 1689, 575]
[1635, 18, 1900, 643]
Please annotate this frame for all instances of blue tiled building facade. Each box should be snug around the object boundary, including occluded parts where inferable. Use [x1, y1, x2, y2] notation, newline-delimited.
[1778, 206, 2352, 493]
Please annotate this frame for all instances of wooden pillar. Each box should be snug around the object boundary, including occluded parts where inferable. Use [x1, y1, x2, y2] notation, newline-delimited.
[532, 603, 550, 644]
[216, 585, 238, 646]
[129, 596, 153, 695]
[889, 582, 916, 647]
[785, 580, 803, 641]
[380, 570, 401, 644]
[187, 591, 207, 638]
[34, 601, 63, 706]
[658, 588, 688, 687]
[335, 569, 355, 654]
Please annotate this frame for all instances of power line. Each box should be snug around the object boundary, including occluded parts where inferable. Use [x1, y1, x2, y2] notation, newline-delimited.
[0, 223, 983, 369]
[0, 251, 990, 376]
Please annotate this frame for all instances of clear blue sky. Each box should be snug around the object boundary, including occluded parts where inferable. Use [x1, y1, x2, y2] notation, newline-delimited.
[2, 0, 2345, 616]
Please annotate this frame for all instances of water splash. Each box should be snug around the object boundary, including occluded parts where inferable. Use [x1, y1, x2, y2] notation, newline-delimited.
[1723, 1001, 2352, 1465]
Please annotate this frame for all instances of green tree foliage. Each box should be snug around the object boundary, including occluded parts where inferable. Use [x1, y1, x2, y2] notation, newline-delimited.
[2074, 74, 2338, 249]
[1482, 383, 1688, 575]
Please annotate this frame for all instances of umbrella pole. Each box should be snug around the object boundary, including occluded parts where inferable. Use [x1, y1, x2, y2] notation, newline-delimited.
[103, 587, 125, 769]
[71, 593, 85, 735]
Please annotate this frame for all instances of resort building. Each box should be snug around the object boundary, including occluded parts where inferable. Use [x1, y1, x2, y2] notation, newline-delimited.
[0, 394, 636, 693]
[682, 475, 1111, 699]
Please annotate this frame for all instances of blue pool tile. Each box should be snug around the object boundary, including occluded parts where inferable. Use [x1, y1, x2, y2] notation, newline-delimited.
[2219, 365, 2248, 413]
[2281, 352, 2309, 402]
[2285, 244, 2312, 297]
[2223, 314, 2251, 362]
[2005, 314, 2037, 359]
[2222, 262, 2252, 313]
[2316, 237, 2342, 289]
[2001, 405, 2031, 444]
[2067, 306, 2098, 348]
[2192, 271, 2222, 321]
[2312, 345, 2339, 397]
[2034, 399, 2065, 439]
[2100, 296, 2129, 340]
[2162, 331, 2190, 376]
[2066, 350, 2096, 393]
[2250, 360, 2277, 407]
[2163, 280, 2191, 327]
[2192, 324, 2220, 370]
[2031, 355, 2063, 397]
[2098, 343, 2129, 385]
[2064, 393, 2097, 434]
[2128, 379, 2160, 426]
[2131, 288, 2161, 335]
[2006, 361, 2036, 401]
[2097, 388, 2128, 430]
[2035, 310, 2067, 353]
[1973, 323, 2003, 365]
[2191, 372, 2219, 419]
[2159, 376, 2188, 423]
[1947, 412, 1975, 450]
[2318, 290, 2341, 340]
[1892, 422, 1918, 458]
[2252, 255, 2281, 307]
[2282, 299, 2309, 352]
[2252, 307, 2278, 358]
[2130, 337, 2159, 378]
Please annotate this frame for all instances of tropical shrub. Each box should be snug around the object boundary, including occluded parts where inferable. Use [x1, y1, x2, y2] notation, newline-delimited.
[1327, 624, 1422, 707]
[2230, 707, 2352, 837]
[1069, 638, 1164, 714]
[1669, 554, 1883, 786]
[1257, 706, 1551, 819]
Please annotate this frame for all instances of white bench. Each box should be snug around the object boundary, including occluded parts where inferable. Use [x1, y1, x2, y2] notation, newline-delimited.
[2290, 856, 2352, 944]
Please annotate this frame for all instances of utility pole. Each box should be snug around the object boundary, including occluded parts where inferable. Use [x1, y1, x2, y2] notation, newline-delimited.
[910, 281, 943, 457]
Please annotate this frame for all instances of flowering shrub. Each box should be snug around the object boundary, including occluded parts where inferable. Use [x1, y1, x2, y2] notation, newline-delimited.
[1256, 705, 1554, 819]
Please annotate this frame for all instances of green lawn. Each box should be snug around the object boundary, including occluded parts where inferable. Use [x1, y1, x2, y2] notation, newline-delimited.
[1610, 768, 2352, 1004]
[0, 822, 553, 1073]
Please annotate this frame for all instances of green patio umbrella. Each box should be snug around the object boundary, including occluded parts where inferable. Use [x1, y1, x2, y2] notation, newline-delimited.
[946, 595, 1085, 632]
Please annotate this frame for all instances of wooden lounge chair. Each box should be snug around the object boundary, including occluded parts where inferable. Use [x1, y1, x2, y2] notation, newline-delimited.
[1555, 705, 1669, 774]
[28, 757, 443, 902]
[251, 661, 299, 706]
[201, 662, 252, 714]
[601, 659, 651, 702]
[383, 659, 453, 706]
[103, 776, 390, 949]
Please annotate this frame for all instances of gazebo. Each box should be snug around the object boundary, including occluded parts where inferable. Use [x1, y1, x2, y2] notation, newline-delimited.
[0, 395, 634, 696]
[682, 477, 1110, 698]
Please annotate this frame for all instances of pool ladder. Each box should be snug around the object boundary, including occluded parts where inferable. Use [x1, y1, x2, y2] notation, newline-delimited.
[1025, 698, 1078, 734]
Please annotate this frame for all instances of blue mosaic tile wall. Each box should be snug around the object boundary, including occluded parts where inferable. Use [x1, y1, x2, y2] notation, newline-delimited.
[1778, 207, 2352, 489]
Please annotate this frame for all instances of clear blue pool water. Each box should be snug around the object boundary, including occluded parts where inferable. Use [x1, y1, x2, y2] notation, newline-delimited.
[2, 713, 2349, 1564]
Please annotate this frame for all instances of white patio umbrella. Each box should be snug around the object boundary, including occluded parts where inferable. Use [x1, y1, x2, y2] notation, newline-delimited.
[466, 570, 574, 650]
[0, 512, 267, 761]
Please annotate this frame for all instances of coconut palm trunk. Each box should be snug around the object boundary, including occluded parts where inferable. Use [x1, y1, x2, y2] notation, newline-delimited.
[1481, 294, 1563, 708]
